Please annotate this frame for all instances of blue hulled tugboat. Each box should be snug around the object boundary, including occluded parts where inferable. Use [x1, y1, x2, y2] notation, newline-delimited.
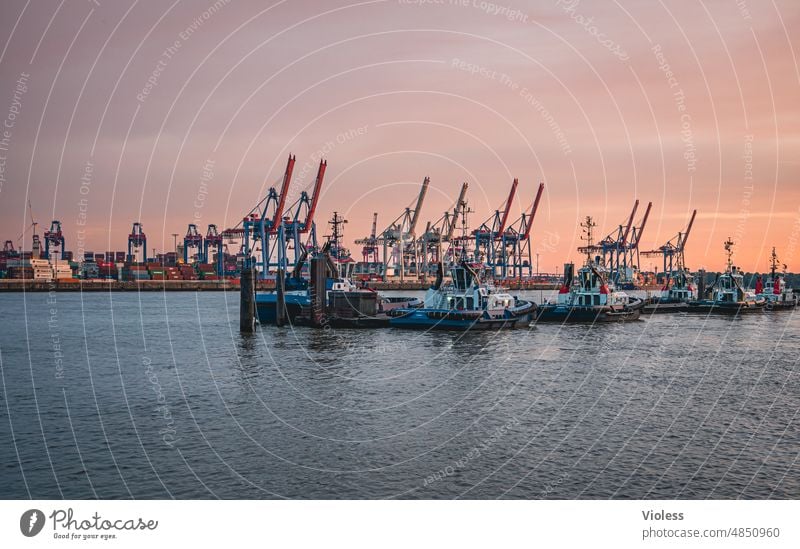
[535, 261, 644, 322]
[643, 270, 697, 314]
[535, 217, 644, 322]
[754, 247, 797, 311]
[256, 212, 420, 325]
[687, 238, 764, 314]
[388, 262, 536, 330]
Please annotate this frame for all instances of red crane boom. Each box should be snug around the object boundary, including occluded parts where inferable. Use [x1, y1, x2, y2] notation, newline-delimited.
[497, 178, 518, 236]
[522, 182, 545, 239]
[633, 201, 652, 248]
[269, 154, 295, 233]
[301, 159, 326, 233]
[682, 209, 697, 249]
[621, 200, 639, 245]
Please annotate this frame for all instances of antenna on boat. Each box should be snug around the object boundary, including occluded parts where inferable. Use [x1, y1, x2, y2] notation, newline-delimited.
[581, 216, 596, 265]
[458, 203, 474, 262]
[724, 237, 734, 272]
[768, 246, 780, 280]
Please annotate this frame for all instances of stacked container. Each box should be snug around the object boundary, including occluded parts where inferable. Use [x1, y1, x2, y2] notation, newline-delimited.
[180, 264, 198, 280]
[165, 266, 182, 280]
[6, 258, 35, 279]
[122, 264, 150, 281]
[197, 264, 218, 280]
[97, 261, 118, 279]
[51, 260, 74, 279]
[148, 262, 166, 280]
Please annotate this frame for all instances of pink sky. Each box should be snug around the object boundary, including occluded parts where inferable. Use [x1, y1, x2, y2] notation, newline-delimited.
[1, 0, 798, 272]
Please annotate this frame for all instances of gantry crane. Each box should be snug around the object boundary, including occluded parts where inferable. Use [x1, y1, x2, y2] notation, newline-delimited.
[473, 178, 518, 278]
[281, 159, 326, 284]
[220, 227, 246, 276]
[127, 222, 147, 263]
[183, 223, 203, 264]
[579, 200, 652, 286]
[43, 220, 66, 260]
[378, 176, 430, 281]
[355, 212, 380, 263]
[420, 182, 469, 277]
[501, 182, 545, 279]
[642, 209, 696, 283]
[204, 224, 224, 275]
[242, 154, 295, 279]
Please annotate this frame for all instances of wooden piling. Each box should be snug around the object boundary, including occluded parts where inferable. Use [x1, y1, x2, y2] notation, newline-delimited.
[275, 268, 286, 327]
[240, 265, 255, 332]
[697, 269, 706, 299]
[310, 255, 327, 327]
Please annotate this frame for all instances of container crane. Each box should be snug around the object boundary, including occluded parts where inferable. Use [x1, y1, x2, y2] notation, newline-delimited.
[43, 220, 66, 260]
[282, 159, 327, 283]
[502, 182, 544, 279]
[578, 199, 652, 286]
[127, 222, 147, 263]
[220, 227, 246, 276]
[473, 178, 518, 278]
[378, 176, 430, 281]
[242, 153, 295, 279]
[204, 224, 224, 275]
[580, 200, 638, 275]
[355, 212, 379, 262]
[642, 209, 696, 282]
[183, 223, 203, 263]
[622, 201, 652, 285]
[353, 213, 381, 280]
[420, 182, 469, 276]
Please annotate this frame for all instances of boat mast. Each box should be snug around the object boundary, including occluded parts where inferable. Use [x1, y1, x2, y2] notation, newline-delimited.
[581, 216, 596, 265]
[457, 201, 473, 263]
[325, 212, 350, 278]
[724, 237, 734, 273]
[770, 247, 778, 280]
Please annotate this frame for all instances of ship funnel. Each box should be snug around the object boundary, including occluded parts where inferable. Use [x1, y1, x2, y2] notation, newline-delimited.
[563, 263, 574, 286]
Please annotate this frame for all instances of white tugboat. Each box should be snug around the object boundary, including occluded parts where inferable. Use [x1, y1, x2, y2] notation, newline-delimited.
[535, 217, 644, 322]
[754, 247, 797, 310]
[688, 238, 765, 314]
[641, 209, 698, 313]
[643, 270, 698, 314]
[388, 262, 536, 330]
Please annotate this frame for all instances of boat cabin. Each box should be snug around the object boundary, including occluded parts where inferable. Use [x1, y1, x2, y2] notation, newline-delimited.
[712, 267, 746, 302]
[664, 271, 696, 302]
[557, 261, 631, 307]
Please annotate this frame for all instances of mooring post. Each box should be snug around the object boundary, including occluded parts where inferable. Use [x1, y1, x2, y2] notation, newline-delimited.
[275, 268, 286, 327]
[310, 255, 326, 327]
[240, 264, 255, 332]
[697, 269, 706, 299]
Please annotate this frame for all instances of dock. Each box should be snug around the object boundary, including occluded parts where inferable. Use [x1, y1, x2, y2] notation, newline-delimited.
[0, 279, 565, 292]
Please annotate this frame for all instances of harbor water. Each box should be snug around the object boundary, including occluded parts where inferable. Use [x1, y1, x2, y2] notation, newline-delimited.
[1, 291, 798, 499]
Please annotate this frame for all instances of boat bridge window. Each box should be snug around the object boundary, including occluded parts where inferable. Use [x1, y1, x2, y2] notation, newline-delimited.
[448, 296, 474, 310]
[451, 267, 474, 290]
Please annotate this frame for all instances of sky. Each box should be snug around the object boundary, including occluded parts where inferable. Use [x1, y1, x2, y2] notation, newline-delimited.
[0, 0, 798, 272]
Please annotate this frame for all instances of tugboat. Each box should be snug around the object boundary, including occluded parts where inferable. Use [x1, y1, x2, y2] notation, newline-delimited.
[687, 238, 765, 314]
[388, 262, 536, 330]
[255, 212, 420, 325]
[754, 247, 797, 310]
[643, 269, 697, 314]
[534, 217, 644, 322]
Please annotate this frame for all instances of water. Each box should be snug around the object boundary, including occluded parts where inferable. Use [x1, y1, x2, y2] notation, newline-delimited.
[1, 291, 798, 499]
